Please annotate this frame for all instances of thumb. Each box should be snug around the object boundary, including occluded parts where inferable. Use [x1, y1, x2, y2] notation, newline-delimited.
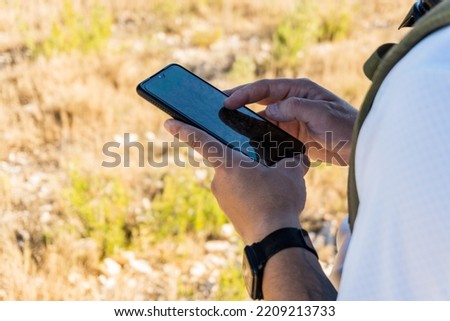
[265, 97, 321, 124]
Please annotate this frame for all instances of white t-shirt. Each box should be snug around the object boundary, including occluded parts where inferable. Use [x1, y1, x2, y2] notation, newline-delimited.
[337, 25, 450, 300]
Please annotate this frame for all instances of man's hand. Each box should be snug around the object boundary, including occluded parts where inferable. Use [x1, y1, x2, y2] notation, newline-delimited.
[164, 119, 307, 244]
[224, 78, 358, 165]
[164, 119, 337, 300]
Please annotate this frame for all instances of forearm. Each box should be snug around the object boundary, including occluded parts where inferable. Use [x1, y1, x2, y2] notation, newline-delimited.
[165, 115, 338, 300]
[263, 248, 337, 300]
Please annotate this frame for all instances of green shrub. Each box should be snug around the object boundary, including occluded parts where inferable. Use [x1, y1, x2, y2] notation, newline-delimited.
[29, 0, 112, 57]
[64, 166, 226, 255]
[151, 1, 182, 20]
[271, 1, 320, 75]
[270, 0, 353, 75]
[227, 55, 257, 83]
[65, 168, 130, 257]
[150, 168, 227, 241]
[191, 28, 224, 48]
[317, 3, 352, 42]
[215, 263, 247, 300]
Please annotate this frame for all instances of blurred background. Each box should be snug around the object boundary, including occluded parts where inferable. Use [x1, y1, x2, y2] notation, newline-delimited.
[0, 0, 411, 300]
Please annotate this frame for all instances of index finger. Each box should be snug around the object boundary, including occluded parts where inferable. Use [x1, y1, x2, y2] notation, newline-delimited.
[223, 79, 295, 110]
[224, 78, 338, 110]
[164, 119, 256, 168]
[222, 84, 247, 97]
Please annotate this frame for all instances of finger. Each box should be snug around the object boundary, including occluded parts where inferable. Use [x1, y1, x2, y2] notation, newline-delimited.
[222, 84, 247, 96]
[222, 84, 254, 109]
[265, 97, 325, 126]
[223, 79, 294, 109]
[256, 109, 277, 125]
[164, 119, 227, 165]
[164, 119, 253, 167]
[224, 78, 328, 110]
[224, 78, 340, 110]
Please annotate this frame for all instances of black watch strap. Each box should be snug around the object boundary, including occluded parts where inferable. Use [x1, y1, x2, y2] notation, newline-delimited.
[250, 228, 318, 265]
[243, 227, 318, 300]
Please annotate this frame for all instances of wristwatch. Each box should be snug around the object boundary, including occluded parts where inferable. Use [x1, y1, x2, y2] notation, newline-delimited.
[242, 227, 318, 300]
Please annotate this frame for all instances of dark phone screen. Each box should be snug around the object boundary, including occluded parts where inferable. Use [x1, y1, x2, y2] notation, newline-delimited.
[140, 64, 304, 165]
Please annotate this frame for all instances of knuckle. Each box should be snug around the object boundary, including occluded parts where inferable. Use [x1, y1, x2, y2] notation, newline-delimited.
[255, 79, 272, 93]
[298, 77, 314, 86]
[256, 78, 271, 87]
[280, 97, 301, 114]
[285, 96, 300, 107]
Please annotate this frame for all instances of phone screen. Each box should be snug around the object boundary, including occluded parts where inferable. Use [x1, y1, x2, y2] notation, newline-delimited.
[138, 64, 304, 166]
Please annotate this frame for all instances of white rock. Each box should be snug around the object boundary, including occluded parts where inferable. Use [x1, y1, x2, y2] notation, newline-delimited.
[103, 258, 121, 276]
[38, 185, 51, 199]
[113, 133, 138, 144]
[28, 173, 43, 187]
[205, 240, 230, 253]
[142, 198, 152, 210]
[163, 264, 181, 277]
[129, 259, 153, 274]
[221, 224, 235, 238]
[205, 254, 227, 268]
[145, 131, 156, 141]
[68, 272, 82, 284]
[39, 211, 52, 224]
[190, 261, 207, 278]
[194, 169, 208, 182]
[39, 204, 53, 213]
[127, 278, 138, 288]
[120, 251, 135, 263]
[98, 275, 116, 289]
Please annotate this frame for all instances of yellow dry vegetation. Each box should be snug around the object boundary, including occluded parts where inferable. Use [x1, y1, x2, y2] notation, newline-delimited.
[0, 0, 411, 300]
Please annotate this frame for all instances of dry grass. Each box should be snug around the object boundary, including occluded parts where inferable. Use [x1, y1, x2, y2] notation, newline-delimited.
[0, 0, 413, 300]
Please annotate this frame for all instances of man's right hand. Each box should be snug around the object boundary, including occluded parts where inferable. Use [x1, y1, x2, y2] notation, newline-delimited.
[224, 78, 358, 165]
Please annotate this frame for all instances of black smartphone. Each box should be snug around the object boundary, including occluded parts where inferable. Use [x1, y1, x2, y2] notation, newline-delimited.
[136, 63, 304, 166]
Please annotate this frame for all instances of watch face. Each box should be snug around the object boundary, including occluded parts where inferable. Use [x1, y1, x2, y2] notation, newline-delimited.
[243, 246, 262, 300]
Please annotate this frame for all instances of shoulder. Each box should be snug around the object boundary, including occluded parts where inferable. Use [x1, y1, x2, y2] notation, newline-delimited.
[390, 25, 450, 80]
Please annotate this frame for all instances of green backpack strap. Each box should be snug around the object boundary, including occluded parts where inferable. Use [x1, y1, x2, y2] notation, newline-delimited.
[347, 0, 450, 232]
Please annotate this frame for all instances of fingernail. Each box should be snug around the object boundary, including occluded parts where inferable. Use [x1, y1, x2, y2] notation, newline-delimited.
[267, 104, 278, 116]
[223, 97, 232, 108]
[164, 119, 176, 133]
